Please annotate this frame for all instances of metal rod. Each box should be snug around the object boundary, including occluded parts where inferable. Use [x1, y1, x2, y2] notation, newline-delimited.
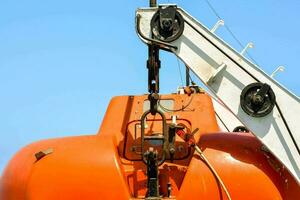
[240, 42, 254, 56]
[271, 66, 285, 78]
[211, 19, 224, 33]
[136, 15, 177, 50]
[186, 66, 190, 86]
[150, 0, 157, 7]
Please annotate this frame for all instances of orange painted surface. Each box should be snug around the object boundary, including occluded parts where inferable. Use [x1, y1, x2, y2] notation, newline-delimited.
[0, 93, 299, 199]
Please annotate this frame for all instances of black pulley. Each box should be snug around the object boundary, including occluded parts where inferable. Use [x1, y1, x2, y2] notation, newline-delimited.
[150, 6, 184, 42]
[233, 126, 249, 133]
[240, 83, 276, 117]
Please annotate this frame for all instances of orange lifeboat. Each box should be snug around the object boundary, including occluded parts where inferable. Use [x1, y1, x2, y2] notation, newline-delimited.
[1, 93, 299, 199]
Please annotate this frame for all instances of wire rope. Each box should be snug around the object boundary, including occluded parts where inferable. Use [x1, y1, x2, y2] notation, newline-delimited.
[177, 57, 185, 87]
[158, 92, 195, 112]
[202, 0, 260, 66]
[194, 145, 232, 200]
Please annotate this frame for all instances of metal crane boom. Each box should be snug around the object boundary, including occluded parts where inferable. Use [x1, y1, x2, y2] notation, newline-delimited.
[136, 5, 300, 182]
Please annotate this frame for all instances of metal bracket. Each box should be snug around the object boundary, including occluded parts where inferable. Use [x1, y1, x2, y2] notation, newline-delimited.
[211, 19, 224, 33]
[271, 66, 285, 78]
[206, 63, 227, 84]
[240, 42, 254, 56]
[35, 148, 53, 162]
[141, 109, 168, 166]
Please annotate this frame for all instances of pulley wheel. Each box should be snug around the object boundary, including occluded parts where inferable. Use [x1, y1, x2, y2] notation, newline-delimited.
[150, 6, 184, 42]
[240, 83, 276, 117]
[233, 126, 249, 133]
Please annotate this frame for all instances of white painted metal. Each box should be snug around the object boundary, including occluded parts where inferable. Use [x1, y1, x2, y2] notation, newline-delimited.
[240, 42, 254, 55]
[271, 66, 285, 78]
[136, 7, 300, 182]
[211, 19, 224, 33]
[210, 93, 244, 132]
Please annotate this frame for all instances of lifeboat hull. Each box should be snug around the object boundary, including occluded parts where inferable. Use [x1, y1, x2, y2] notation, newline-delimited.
[1, 94, 299, 199]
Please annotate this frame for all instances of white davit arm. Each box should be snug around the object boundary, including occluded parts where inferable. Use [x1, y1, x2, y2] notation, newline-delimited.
[136, 5, 300, 182]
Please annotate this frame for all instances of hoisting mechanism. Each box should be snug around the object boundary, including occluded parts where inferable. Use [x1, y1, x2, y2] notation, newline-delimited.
[139, 1, 300, 190]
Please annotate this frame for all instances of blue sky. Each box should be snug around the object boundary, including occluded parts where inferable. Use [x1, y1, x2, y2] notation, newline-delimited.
[0, 0, 299, 173]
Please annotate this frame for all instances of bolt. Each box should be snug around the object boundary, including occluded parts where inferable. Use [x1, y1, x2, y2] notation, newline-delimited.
[169, 147, 176, 154]
[251, 94, 264, 106]
[162, 20, 172, 30]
